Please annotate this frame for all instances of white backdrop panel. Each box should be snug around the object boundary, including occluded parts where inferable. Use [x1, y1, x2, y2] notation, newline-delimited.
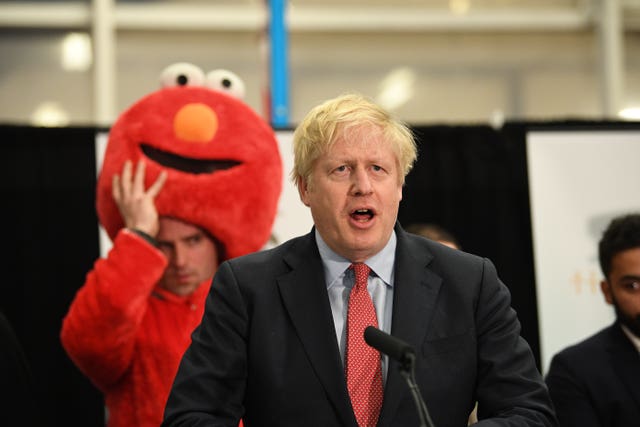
[527, 129, 640, 374]
[271, 130, 314, 245]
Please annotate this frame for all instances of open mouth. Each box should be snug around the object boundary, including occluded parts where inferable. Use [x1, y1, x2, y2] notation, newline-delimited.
[351, 208, 374, 222]
[141, 143, 240, 174]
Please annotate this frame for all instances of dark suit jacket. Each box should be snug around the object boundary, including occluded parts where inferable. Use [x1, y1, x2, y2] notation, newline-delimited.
[163, 225, 556, 427]
[546, 323, 640, 427]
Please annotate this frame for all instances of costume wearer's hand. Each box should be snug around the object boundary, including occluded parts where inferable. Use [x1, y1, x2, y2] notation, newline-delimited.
[112, 160, 167, 237]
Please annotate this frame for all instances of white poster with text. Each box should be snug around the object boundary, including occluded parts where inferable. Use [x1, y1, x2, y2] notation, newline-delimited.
[527, 129, 640, 373]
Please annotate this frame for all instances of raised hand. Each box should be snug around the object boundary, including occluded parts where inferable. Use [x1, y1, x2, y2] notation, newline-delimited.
[112, 160, 168, 237]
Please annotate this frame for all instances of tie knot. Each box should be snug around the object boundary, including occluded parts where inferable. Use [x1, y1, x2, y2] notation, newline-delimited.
[350, 263, 370, 287]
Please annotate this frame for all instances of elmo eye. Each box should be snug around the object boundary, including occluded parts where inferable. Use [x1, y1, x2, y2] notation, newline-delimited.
[206, 69, 245, 99]
[160, 63, 205, 88]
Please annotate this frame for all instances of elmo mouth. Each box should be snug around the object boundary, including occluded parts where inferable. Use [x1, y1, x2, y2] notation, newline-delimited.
[141, 143, 240, 174]
[351, 208, 374, 221]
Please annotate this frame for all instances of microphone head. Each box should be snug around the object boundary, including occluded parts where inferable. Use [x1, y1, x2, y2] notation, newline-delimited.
[364, 326, 416, 364]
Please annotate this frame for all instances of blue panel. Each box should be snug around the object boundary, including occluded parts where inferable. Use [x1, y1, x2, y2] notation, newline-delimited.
[268, 0, 290, 128]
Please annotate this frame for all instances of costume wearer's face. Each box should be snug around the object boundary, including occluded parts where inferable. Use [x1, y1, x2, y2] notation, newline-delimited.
[298, 124, 403, 263]
[156, 217, 219, 297]
[601, 246, 640, 337]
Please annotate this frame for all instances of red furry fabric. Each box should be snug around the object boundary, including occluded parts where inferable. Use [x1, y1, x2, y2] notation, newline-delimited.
[63, 69, 277, 426]
[61, 230, 212, 427]
[96, 86, 283, 260]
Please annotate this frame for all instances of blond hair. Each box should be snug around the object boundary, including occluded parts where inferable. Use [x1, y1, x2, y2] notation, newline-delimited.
[291, 93, 417, 187]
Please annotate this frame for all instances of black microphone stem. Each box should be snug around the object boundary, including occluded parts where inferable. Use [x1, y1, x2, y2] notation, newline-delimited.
[398, 353, 435, 427]
[363, 327, 436, 427]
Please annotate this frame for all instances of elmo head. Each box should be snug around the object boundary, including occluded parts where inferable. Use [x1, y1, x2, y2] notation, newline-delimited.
[97, 63, 283, 260]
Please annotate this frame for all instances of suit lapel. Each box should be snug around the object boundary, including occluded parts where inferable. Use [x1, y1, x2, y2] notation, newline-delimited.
[608, 325, 640, 409]
[378, 226, 442, 426]
[277, 231, 357, 427]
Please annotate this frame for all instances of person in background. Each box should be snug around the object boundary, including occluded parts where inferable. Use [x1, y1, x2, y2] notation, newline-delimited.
[545, 213, 640, 427]
[60, 161, 225, 427]
[61, 63, 281, 427]
[163, 93, 557, 427]
[405, 222, 461, 250]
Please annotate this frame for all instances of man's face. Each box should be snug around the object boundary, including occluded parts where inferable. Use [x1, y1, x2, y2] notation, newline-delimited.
[298, 124, 403, 263]
[601, 247, 640, 337]
[157, 217, 219, 296]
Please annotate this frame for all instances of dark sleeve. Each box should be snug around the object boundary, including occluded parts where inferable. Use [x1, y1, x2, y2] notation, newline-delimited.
[163, 261, 248, 427]
[474, 258, 558, 426]
[545, 353, 602, 427]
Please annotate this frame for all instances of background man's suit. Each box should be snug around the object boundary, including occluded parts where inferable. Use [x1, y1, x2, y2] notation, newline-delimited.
[164, 225, 556, 427]
[546, 323, 640, 427]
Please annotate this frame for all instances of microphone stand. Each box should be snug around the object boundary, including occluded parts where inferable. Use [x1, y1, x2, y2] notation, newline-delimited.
[397, 352, 435, 427]
[363, 326, 436, 427]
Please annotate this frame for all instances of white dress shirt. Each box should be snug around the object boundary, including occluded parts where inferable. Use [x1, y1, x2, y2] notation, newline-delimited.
[315, 229, 396, 382]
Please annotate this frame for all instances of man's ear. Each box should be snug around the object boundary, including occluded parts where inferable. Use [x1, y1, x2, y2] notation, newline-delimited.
[600, 280, 614, 305]
[297, 176, 311, 207]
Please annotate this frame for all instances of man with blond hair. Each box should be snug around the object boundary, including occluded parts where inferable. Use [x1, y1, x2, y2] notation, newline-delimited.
[163, 93, 556, 427]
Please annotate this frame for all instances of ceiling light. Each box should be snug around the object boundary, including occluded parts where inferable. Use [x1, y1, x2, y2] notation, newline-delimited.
[376, 67, 416, 111]
[31, 101, 70, 127]
[450, 0, 470, 15]
[618, 107, 640, 121]
[61, 32, 92, 72]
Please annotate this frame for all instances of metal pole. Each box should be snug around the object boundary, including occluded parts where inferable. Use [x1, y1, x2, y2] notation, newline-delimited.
[598, 0, 624, 118]
[92, 0, 116, 126]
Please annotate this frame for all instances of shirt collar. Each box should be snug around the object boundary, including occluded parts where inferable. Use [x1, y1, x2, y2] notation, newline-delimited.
[315, 229, 396, 289]
[621, 324, 640, 353]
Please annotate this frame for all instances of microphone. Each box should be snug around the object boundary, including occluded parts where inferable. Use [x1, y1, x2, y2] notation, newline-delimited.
[364, 325, 415, 369]
[364, 326, 436, 427]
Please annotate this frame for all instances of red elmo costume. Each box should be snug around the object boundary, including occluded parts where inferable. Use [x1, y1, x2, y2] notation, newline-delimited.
[61, 63, 282, 427]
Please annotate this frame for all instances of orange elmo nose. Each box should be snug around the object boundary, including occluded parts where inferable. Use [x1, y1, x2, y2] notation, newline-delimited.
[173, 103, 218, 143]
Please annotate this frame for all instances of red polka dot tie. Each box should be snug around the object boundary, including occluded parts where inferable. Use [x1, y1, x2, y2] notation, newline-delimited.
[345, 263, 383, 427]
